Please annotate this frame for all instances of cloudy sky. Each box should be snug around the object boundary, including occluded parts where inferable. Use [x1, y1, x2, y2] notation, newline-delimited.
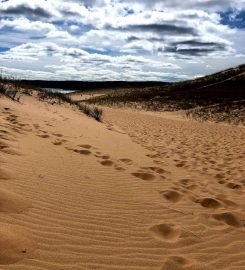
[0, 0, 245, 81]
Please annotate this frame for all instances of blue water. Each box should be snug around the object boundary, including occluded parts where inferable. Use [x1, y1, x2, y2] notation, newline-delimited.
[42, 88, 76, 94]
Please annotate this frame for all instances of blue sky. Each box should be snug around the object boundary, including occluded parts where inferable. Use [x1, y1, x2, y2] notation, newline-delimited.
[220, 10, 245, 29]
[0, 0, 245, 81]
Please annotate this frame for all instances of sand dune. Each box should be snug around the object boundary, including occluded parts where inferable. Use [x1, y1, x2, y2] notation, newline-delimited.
[0, 95, 244, 269]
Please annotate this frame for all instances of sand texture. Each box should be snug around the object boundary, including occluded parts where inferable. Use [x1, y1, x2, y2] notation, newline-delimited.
[0, 95, 244, 270]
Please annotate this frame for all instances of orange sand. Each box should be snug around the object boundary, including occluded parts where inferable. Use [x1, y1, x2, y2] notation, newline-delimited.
[0, 95, 244, 270]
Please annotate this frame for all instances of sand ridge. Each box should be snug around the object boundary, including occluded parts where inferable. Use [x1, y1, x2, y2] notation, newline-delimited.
[0, 95, 244, 269]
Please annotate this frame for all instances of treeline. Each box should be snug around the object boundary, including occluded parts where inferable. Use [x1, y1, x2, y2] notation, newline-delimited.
[20, 80, 169, 91]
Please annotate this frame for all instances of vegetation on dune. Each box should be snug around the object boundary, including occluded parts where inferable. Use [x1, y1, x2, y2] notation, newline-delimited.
[37, 90, 73, 104]
[0, 73, 23, 101]
[186, 101, 245, 125]
[1, 64, 244, 124]
[78, 103, 103, 122]
[37, 89, 103, 122]
[0, 74, 103, 122]
[85, 64, 245, 125]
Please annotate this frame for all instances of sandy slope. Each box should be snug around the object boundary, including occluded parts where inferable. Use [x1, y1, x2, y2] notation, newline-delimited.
[0, 95, 244, 270]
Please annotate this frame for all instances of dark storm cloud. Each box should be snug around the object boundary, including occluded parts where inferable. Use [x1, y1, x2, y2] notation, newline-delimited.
[127, 36, 140, 42]
[162, 40, 227, 56]
[165, 47, 215, 56]
[0, 4, 52, 18]
[173, 40, 225, 47]
[106, 23, 197, 36]
[127, 36, 166, 42]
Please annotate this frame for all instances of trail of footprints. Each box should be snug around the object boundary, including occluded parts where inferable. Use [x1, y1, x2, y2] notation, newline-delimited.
[154, 174, 244, 267]
[0, 108, 25, 156]
[0, 107, 36, 265]
[1, 106, 244, 268]
[32, 117, 245, 240]
[66, 141, 245, 254]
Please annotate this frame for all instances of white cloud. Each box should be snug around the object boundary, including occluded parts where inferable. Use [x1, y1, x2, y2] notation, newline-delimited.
[0, 42, 183, 80]
[121, 0, 245, 11]
[0, 17, 55, 32]
[0, 0, 244, 80]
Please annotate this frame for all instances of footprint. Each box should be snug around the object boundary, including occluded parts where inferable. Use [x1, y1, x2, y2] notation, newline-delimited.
[78, 144, 92, 149]
[52, 133, 63, 138]
[212, 212, 242, 227]
[120, 158, 133, 165]
[150, 224, 181, 242]
[149, 167, 166, 174]
[9, 114, 17, 118]
[52, 140, 63, 146]
[115, 166, 125, 171]
[6, 117, 18, 125]
[37, 134, 49, 139]
[160, 190, 182, 203]
[18, 123, 28, 128]
[39, 130, 48, 134]
[146, 154, 159, 158]
[100, 160, 114, 166]
[195, 198, 222, 209]
[153, 160, 165, 165]
[101, 155, 110, 160]
[131, 172, 155, 181]
[0, 129, 10, 135]
[226, 182, 242, 190]
[218, 180, 226, 185]
[215, 173, 225, 179]
[179, 179, 192, 186]
[33, 124, 39, 129]
[176, 162, 186, 168]
[162, 256, 191, 270]
[73, 149, 91, 155]
[0, 140, 10, 150]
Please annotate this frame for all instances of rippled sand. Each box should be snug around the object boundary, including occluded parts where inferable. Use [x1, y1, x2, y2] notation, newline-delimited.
[0, 95, 244, 270]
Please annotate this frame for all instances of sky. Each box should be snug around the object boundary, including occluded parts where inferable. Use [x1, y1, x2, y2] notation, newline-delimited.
[0, 0, 245, 81]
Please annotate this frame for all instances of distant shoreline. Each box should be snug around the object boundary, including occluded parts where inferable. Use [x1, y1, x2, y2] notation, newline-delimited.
[41, 88, 77, 94]
[21, 80, 169, 91]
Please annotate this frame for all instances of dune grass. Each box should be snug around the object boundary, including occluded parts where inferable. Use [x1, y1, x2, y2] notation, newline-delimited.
[0, 73, 22, 101]
[186, 101, 245, 125]
[0, 73, 103, 122]
[85, 65, 245, 125]
[38, 89, 103, 122]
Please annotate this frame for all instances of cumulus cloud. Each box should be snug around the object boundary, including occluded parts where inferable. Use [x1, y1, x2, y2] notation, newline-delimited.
[0, 42, 183, 80]
[0, 0, 244, 80]
[0, 17, 55, 32]
[121, 0, 245, 11]
[0, 0, 59, 18]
